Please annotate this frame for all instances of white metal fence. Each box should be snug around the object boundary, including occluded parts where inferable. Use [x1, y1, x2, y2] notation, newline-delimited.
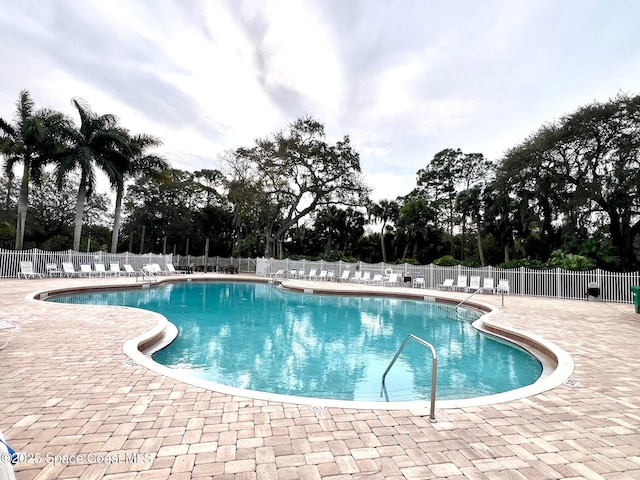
[0, 248, 173, 278]
[3, 249, 639, 303]
[258, 258, 640, 304]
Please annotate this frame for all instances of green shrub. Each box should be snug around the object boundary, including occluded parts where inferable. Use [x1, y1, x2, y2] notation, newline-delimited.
[548, 250, 596, 271]
[433, 255, 459, 266]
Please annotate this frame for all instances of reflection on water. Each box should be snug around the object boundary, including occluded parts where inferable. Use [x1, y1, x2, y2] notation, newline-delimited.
[49, 282, 542, 401]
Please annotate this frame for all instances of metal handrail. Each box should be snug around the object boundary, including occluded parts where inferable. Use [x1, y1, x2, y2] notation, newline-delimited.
[455, 287, 482, 309]
[381, 334, 437, 422]
[136, 269, 157, 283]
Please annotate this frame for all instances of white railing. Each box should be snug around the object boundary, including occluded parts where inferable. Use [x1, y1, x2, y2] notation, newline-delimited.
[256, 258, 640, 304]
[0, 248, 173, 278]
[3, 249, 639, 303]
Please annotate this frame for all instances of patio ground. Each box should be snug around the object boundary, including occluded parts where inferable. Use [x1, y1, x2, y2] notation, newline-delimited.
[0, 274, 638, 479]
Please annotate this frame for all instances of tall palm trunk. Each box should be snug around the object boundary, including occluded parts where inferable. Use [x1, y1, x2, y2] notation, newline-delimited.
[73, 177, 88, 251]
[110, 185, 124, 253]
[15, 159, 31, 250]
[380, 222, 387, 263]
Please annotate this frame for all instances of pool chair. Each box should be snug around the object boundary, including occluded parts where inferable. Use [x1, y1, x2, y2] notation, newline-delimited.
[143, 264, 157, 276]
[19, 261, 43, 279]
[466, 276, 481, 292]
[370, 273, 383, 285]
[384, 273, 399, 287]
[287, 269, 297, 279]
[350, 271, 362, 282]
[361, 271, 371, 283]
[497, 279, 510, 295]
[62, 262, 79, 277]
[94, 262, 108, 277]
[305, 268, 318, 280]
[295, 268, 306, 279]
[318, 270, 328, 281]
[79, 263, 97, 277]
[479, 277, 495, 294]
[123, 264, 137, 276]
[151, 263, 169, 275]
[437, 278, 454, 290]
[452, 275, 468, 291]
[46, 263, 63, 277]
[338, 270, 351, 282]
[0, 320, 18, 350]
[413, 274, 426, 288]
[108, 262, 122, 276]
[327, 270, 336, 281]
[166, 263, 186, 275]
[0, 430, 17, 480]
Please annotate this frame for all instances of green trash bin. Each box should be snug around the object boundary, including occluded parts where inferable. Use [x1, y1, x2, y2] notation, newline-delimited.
[632, 286, 640, 314]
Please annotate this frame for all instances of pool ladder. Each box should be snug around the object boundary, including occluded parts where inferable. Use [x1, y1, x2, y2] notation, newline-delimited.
[381, 334, 437, 422]
[135, 269, 157, 284]
[445, 288, 482, 322]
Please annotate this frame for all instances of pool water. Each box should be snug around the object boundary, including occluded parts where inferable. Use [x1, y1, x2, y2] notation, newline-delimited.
[49, 281, 542, 402]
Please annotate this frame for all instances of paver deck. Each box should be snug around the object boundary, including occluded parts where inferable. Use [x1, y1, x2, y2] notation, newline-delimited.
[0, 274, 638, 479]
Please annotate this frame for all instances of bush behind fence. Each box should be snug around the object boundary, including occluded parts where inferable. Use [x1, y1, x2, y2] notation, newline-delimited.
[3, 249, 639, 303]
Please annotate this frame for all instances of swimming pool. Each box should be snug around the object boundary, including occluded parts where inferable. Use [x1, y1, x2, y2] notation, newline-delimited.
[49, 281, 542, 403]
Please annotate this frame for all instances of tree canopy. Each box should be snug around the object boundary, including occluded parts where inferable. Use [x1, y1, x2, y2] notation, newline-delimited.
[1, 90, 639, 270]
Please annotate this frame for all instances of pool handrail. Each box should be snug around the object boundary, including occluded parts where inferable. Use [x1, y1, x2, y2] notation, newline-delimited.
[381, 334, 437, 422]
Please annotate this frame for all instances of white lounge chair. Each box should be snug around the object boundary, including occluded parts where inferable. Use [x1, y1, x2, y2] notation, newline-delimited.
[108, 262, 121, 276]
[361, 272, 371, 283]
[305, 268, 318, 280]
[143, 264, 157, 275]
[318, 270, 328, 281]
[497, 279, 510, 295]
[79, 263, 97, 277]
[287, 269, 297, 279]
[19, 261, 43, 279]
[351, 271, 362, 282]
[384, 273, 399, 287]
[45, 263, 63, 277]
[338, 270, 351, 282]
[480, 278, 495, 294]
[370, 273, 383, 285]
[166, 263, 185, 275]
[295, 269, 305, 279]
[62, 262, 79, 277]
[453, 275, 468, 291]
[413, 275, 426, 288]
[0, 320, 18, 350]
[151, 263, 168, 275]
[94, 262, 108, 277]
[437, 278, 454, 290]
[123, 264, 137, 276]
[466, 276, 481, 292]
[327, 270, 336, 281]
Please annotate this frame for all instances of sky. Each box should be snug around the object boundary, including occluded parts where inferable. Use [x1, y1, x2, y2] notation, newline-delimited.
[1, 0, 640, 201]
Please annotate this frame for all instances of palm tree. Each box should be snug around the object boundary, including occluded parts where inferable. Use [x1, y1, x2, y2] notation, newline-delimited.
[368, 199, 399, 263]
[0, 90, 68, 249]
[110, 133, 168, 253]
[57, 98, 129, 251]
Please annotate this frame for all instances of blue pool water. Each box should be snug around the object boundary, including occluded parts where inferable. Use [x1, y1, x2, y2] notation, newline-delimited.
[49, 281, 542, 402]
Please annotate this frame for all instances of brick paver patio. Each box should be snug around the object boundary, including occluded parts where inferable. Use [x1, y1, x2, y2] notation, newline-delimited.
[0, 274, 638, 479]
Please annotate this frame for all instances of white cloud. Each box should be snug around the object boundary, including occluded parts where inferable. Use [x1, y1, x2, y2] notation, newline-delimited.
[1, 0, 640, 201]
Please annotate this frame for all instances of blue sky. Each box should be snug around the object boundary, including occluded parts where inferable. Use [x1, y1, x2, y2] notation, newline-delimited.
[1, 0, 639, 200]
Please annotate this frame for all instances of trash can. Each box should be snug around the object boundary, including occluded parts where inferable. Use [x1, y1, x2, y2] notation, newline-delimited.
[631, 286, 640, 313]
[403, 275, 412, 286]
[587, 282, 600, 301]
